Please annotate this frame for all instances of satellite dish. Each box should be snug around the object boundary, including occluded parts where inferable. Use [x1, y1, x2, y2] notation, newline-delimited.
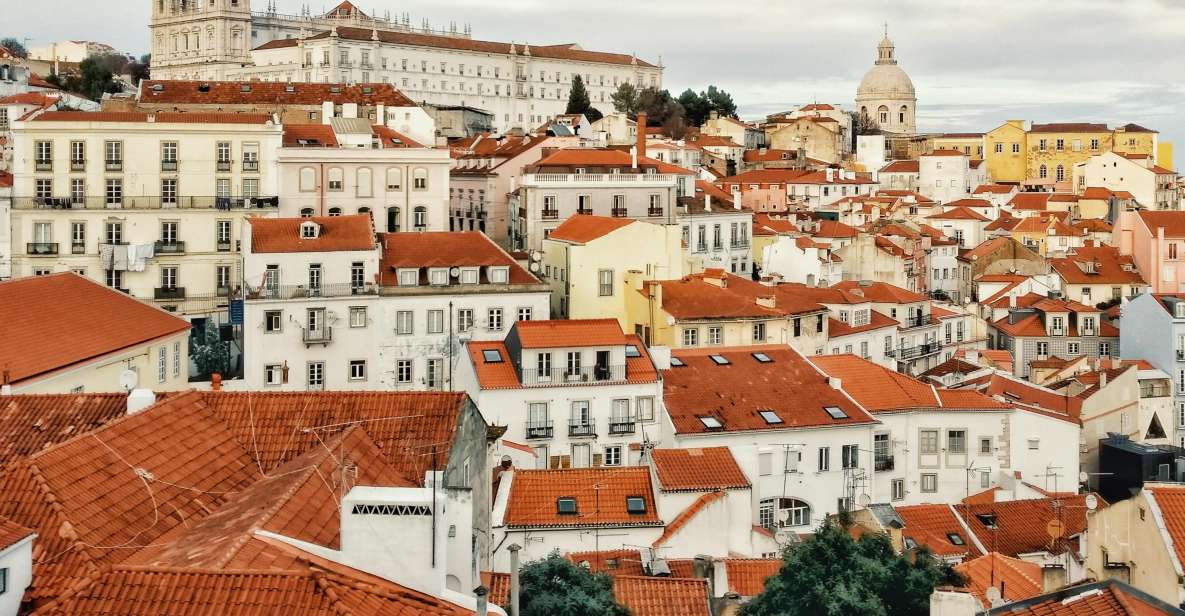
[530, 250, 543, 262]
[528, 262, 541, 273]
[1079, 471, 1089, 484]
[449, 267, 461, 277]
[119, 369, 138, 391]
[1085, 494, 1099, 511]
[858, 493, 872, 506]
[985, 587, 1002, 604]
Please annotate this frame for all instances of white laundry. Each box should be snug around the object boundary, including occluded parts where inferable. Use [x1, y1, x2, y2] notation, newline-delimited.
[128, 243, 155, 272]
[111, 244, 131, 271]
[99, 243, 115, 269]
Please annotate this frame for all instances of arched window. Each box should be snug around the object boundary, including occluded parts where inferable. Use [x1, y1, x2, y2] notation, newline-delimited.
[358, 206, 371, 214]
[758, 498, 812, 529]
[860, 106, 868, 116]
[356, 167, 373, 197]
[1039, 165, 1048, 179]
[877, 105, 889, 125]
[386, 167, 402, 191]
[899, 105, 908, 124]
[299, 167, 317, 192]
[413, 168, 428, 190]
[327, 167, 344, 191]
[387, 206, 401, 232]
[328, 207, 342, 216]
[300, 207, 314, 218]
[413, 206, 428, 230]
[1055, 164, 1065, 182]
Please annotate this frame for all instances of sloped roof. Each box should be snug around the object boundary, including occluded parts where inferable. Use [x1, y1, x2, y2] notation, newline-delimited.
[0, 393, 128, 466]
[722, 559, 782, 596]
[955, 552, 1042, 608]
[652, 490, 727, 547]
[982, 580, 1183, 615]
[1049, 245, 1146, 285]
[814, 220, 859, 238]
[249, 216, 375, 253]
[812, 355, 1009, 413]
[828, 310, 899, 337]
[896, 504, 983, 558]
[663, 346, 876, 435]
[514, 318, 628, 348]
[651, 447, 751, 492]
[612, 576, 711, 616]
[1144, 485, 1185, 574]
[928, 206, 990, 222]
[0, 273, 191, 386]
[530, 148, 693, 174]
[504, 467, 661, 528]
[546, 215, 636, 244]
[646, 272, 824, 320]
[377, 231, 537, 285]
[831, 280, 926, 304]
[563, 549, 695, 578]
[138, 80, 417, 106]
[1029, 122, 1110, 133]
[282, 123, 339, 147]
[956, 495, 1104, 557]
[0, 516, 34, 553]
[880, 160, 920, 173]
[1137, 211, 1185, 238]
[466, 334, 657, 390]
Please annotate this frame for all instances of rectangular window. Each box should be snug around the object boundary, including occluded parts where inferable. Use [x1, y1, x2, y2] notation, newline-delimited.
[598, 269, 614, 296]
[842, 445, 859, 469]
[396, 310, 414, 335]
[307, 362, 325, 389]
[707, 327, 722, 345]
[105, 179, 123, 205]
[920, 429, 939, 454]
[948, 430, 966, 454]
[349, 360, 367, 381]
[70, 178, 85, 204]
[980, 437, 992, 455]
[518, 307, 533, 322]
[891, 479, 905, 501]
[396, 360, 413, 383]
[603, 445, 622, 467]
[105, 140, 122, 169]
[637, 396, 655, 421]
[161, 141, 178, 170]
[265, 310, 282, 332]
[921, 473, 938, 493]
[682, 328, 698, 346]
[264, 364, 282, 386]
[457, 308, 474, 332]
[488, 308, 503, 331]
[817, 446, 830, 471]
[157, 347, 167, 383]
[349, 306, 367, 328]
[427, 309, 444, 334]
[753, 322, 766, 342]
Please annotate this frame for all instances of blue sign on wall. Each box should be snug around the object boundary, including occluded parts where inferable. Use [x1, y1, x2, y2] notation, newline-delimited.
[229, 299, 244, 325]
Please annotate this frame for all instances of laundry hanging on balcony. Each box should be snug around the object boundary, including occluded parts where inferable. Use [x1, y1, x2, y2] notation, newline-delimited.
[127, 244, 156, 272]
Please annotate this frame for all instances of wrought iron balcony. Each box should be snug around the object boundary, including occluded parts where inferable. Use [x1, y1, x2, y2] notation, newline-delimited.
[34, 160, 52, 171]
[568, 420, 595, 438]
[541, 209, 559, 220]
[576, 207, 593, 215]
[216, 160, 232, 172]
[217, 240, 233, 252]
[27, 242, 59, 255]
[525, 420, 553, 439]
[71, 241, 86, 254]
[521, 364, 627, 386]
[71, 160, 86, 171]
[886, 342, 941, 360]
[648, 206, 664, 217]
[874, 456, 895, 472]
[301, 326, 333, 345]
[903, 314, 933, 329]
[608, 415, 637, 435]
[242, 160, 259, 172]
[12, 195, 280, 210]
[154, 286, 186, 300]
[161, 160, 178, 172]
[246, 282, 377, 301]
[611, 207, 629, 218]
[105, 160, 123, 172]
[155, 240, 186, 254]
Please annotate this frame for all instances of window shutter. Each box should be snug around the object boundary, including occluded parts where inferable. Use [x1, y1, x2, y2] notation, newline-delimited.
[593, 454, 603, 467]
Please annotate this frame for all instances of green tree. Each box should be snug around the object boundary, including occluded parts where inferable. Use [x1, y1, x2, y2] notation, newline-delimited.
[190, 319, 230, 381]
[635, 87, 682, 125]
[704, 85, 738, 119]
[678, 88, 711, 126]
[610, 82, 639, 116]
[742, 523, 964, 616]
[516, 552, 629, 616]
[564, 74, 601, 123]
[0, 37, 28, 58]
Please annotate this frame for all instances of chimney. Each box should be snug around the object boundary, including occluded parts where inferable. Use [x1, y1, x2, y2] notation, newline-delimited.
[756, 295, 776, 309]
[829, 377, 843, 390]
[1100, 370, 1108, 388]
[692, 555, 715, 596]
[509, 543, 522, 616]
[631, 145, 638, 170]
[649, 346, 672, 370]
[127, 389, 156, 415]
[731, 187, 742, 210]
[376, 102, 386, 124]
[1009, 290, 1017, 308]
[966, 349, 979, 365]
[1041, 564, 1066, 592]
[704, 193, 711, 212]
[211, 373, 222, 391]
[321, 101, 334, 123]
[826, 168, 835, 182]
[636, 113, 647, 161]
[475, 586, 489, 616]
[709, 110, 719, 121]
[340, 485, 448, 598]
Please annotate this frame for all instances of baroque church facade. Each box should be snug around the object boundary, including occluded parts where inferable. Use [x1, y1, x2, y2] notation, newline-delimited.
[854, 31, 917, 135]
[148, 0, 663, 132]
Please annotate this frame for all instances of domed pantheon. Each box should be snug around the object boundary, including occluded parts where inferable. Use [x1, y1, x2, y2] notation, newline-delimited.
[855, 30, 917, 134]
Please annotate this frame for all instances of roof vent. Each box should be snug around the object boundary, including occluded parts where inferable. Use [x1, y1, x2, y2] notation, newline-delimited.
[330, 85, 342, 94]
[362, 86, 373, 94]
[197, 83, 210, 92]
[151, 83, 164, 92]
[240, 84, 252, 93]
[285, 84, 296, 93]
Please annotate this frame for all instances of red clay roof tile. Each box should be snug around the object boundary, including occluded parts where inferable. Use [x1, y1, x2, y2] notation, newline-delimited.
[138, 79, 416, 107]
[955, 552, 1043, 608]
[722, 558, 782, 596]
[812, 355, 1009, 412]
[504, 467, 662, 528]
[377, 231, 537, 286]
[896, 504, 983, 558]
[0, 393, 128, 466]
[249, 215, 374, 253]
[546, 215, 636, 244]
[956, 495, 1104, 557]
[651, 447, 751, 492]
[613, 575, 711, 616]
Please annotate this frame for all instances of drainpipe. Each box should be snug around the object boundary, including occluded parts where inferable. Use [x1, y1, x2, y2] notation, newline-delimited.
[475, 585, 489, 616]
[509, 543, 522, 616]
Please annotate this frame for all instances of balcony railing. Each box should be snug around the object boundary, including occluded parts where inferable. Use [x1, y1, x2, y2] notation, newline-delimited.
[611, 207, 628, 218]
[154, 286, 186, 300]
[647, 206, 664, 217]
[217, 240, 233, 252]
[1177, 349, 1185, 362]
[161, 160, 178, 172]
[541, 209, 559, 220]
[71, 241, 86, 254]
[903, 314, 933, 329]
[27, 242, 59, 255]
[576, 207, 593, 215]
[70, 160, 85, 171]
[525, 420, 553, 439]
[523, 173, 678, 185]
[12, 195, 280, 210]
[521, 364, 627, 386]
[569, 420, 595, 438]
[105, 160, 122, 171]
[155, 240, 186, 254]
[608, 415, 637, 435]
[243, 160, 259, 172]
[302, 326, 333, 345]
[874, 456, 895, 472]
[35, 160, 52, 171]
[886, 342, 941, 360]
[246, 282, 378, 301]
[216, 160, 232, 172]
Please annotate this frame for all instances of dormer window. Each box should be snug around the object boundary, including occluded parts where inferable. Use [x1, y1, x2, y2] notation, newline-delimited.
[460, 268, 479, 284]
[397, 268, 419, 286]
[488, 266, 509, 284]
[625, 496, 647, 514]
[557, 497, 578, 515]
[429, 268, 449, 286]
[300, 221, 319, 239]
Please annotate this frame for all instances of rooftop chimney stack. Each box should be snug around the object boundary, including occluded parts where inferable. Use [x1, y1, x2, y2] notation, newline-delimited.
[636, 113, 648, 162]
[127, 389, 156, 415]
[828, 377, 843, 390]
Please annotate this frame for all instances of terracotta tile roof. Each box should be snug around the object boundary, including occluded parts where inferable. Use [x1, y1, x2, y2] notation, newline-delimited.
[29, 111, 274, 124]
[812, 355, 1009, 412]
[0, 516, 34, 552]
[827, 310, 900, 337]
[880, 160, 920, 173]
[563, 549, 695, 578]
[377, 231, 537, 285]
[530, 148, 693, 174]
[1150, 165, 1176, 175]
[546, 215, 636, 244]
[1143, 485, 1185, 572]
[925, 149, 968, 157]
[370, 124, 424, 148]
[0, 393, 128, 466]
[947, 198, 994, 208]
[1050, 245, 1146, 285]
[989, 580, 1181, 615]
[1010, 216, 1080, 237]
[282, 123, 339, 147]
[613, 575, 711, 616]
[985, 213, 1023, 232]
[800, 103, 835, 111]
[896, 504, 983, 558]
[1137, 211, 1185, 238]
[722, 558, 781, 596]
[0, 273, 191, 386]
[876, 189, 936, 203]
[715, 168, 811, 185]
[831, 280, 926, 304]
[956, 552, 1042, 608]
[0, 92, 60, 106]
[467, 333, 658, 390]
[645, 272, 824, 320]
[138, 79, 417, 107]
[790, 170, 877, 185]
[694, 180, 735, 207]
[989, 307, 1117, 340]
[481, 571, 511, 605]
[1029, 122, 1110, 133]
[688, 134, 742, 148]
[814, 219, 859, 238]
[663, 346, 876, 435]
[956, 495, 1104, 557]
[249, 215, 375, 253]
[1073, 219, 1113, 233]
[503, 467, 661, 529]
[928, 206, 990, 222]
[752, 213, 799, 236]
[0, 170, 12, 188]
[651, 447, 750, 492]
[920, 358, 984, 380]
[652, 490, 726, 547]
[1009, 193, 1052, 210]
[742, 148, 795, 163]
[513, 318, 628, 348]
[1082, 187, 1119, 200]
[299, 27, 657, 67]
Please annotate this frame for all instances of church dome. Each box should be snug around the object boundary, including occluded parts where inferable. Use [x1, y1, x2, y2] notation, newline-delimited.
[855, 35, 915, 101]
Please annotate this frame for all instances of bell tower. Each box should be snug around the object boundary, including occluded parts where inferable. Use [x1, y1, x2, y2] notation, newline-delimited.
[149, 0, 253, 80]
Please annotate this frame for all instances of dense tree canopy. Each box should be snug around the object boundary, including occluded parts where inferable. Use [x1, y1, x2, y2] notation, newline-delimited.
[615, 83, 739, 129]
[610, 82, 639, 117]
[0, 37, 29, 58]
[516, 552, 629, 616]
[565, 74, 602, 123]
[45, 53, 131, 100]
[742, 522, 965, 616]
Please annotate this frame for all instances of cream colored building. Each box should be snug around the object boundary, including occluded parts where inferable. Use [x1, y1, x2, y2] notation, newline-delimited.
[0, 272, 191, 393]
[541, 216, 685, 327]
[1074, 150, 1178, 211]
[8, 110, 282, 315]
[1085, 484, 1185, 606]
[854, 32, 917, 135]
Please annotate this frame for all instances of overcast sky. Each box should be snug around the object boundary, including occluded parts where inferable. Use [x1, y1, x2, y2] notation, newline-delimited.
[7, 0, 1184, 149]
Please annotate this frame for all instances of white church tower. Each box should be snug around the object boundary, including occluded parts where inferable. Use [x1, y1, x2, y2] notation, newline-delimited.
[149, 0, 252, 80]
[854, 26, 917, 135]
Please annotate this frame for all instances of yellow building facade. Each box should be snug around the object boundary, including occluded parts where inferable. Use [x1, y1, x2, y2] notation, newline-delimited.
[984, 120, 1027, 183]
[932, 133, 985, 160]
